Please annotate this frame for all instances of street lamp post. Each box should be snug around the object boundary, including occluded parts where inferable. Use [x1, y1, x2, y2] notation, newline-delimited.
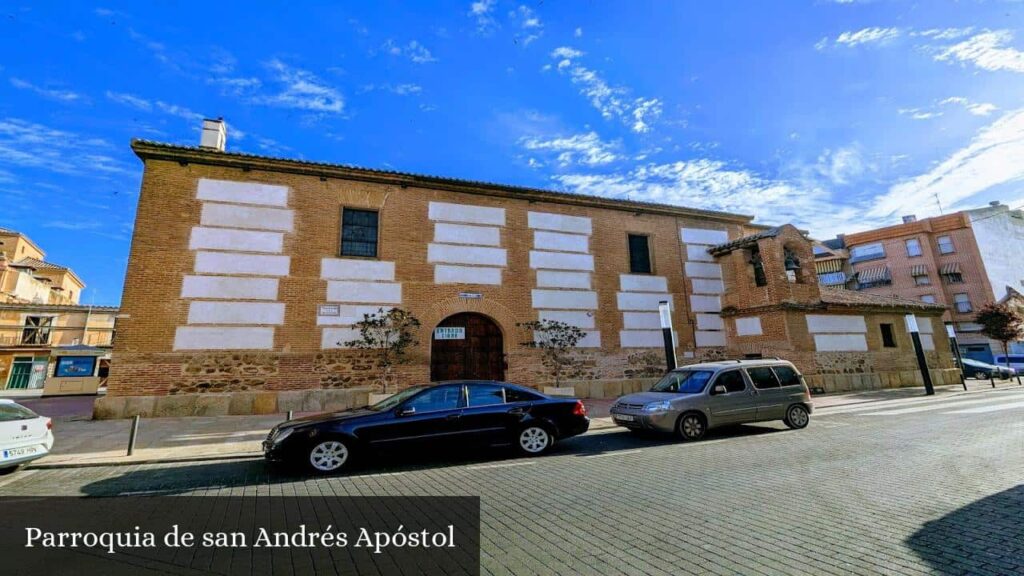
[658, 301, 677, 372]
[945, 322, 968, 392]
[905, 314, 935, 395]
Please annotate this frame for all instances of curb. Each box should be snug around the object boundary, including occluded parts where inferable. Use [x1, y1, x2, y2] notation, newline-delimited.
[26, 452, 263, 470]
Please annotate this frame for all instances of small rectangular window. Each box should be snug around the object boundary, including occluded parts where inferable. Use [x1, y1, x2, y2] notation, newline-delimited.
[905, 238, 922, 257]
[914, 275, 931, 286]
[849, 242, 885, 263]
[713, 370, 746, 393]
[627, 234, 652, 274]
[954, 293, 972, 313]
[466, 384, 505, 407]
[943, 272, 964, 284]
[937, 235, 955, 254]
[880, 324, 897, 348]
[340, 208, 379, 258]
[920, 295, 936, 304]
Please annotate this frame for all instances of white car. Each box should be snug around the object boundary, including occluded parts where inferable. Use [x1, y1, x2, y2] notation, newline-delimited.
[0, 399, 53, 474]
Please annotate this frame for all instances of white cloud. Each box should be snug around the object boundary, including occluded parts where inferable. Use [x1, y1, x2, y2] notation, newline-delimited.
[520, 132, 621, 167]
[155, 101, 204, 121]
[9, 78, 82, 102]
[510, 5, 543, 45]
[469, 0, 498, 34]
[914, 27, 974, 41]
[574, 27, 583, 38]
[105, 91, 152, 110]
[381, 39, 437, 63]
[551, 46, 584, 59]
[631, 98, 663, 134]
[0, 118, 126, 176]
[939, 96, 998, 116]
[835, 27, 901, 47]
[815, 145, 872, 185]
[868, 108, 1024, 219]
[258, 59, 345, 113]
[898, 108, 943, 120]
[935, 30, 1024, 73]
[361, 83, 422, 95]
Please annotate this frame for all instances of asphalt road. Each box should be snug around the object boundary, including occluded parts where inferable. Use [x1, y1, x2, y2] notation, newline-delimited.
[3, 387, 1023, 575]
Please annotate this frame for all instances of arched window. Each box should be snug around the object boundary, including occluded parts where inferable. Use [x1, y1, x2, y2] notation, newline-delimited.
[783, 246, 803, 283]
[750, 246, 767, 287]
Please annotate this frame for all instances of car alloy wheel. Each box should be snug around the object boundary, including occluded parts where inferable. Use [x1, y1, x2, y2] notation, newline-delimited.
[678, 413, 706, 441]
[785, 405, 810, 430]
[977, 372, 989, 380]
[518, 426, 551, 454]
[308, 440, 349, 472]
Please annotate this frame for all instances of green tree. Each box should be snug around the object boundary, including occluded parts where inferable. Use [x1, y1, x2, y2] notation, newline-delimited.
[518, 319, 586, 386]
[344, 308, 421, 394]
[975, 303, 1024, 371]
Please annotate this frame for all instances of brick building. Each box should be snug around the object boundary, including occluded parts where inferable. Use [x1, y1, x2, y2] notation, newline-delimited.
[97, 121, 957, 418]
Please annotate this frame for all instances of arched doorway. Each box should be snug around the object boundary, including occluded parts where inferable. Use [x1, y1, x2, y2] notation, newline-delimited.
[430, 313, 505, 381]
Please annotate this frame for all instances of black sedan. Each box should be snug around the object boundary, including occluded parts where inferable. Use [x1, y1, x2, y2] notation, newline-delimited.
[263, 381, 590, 474]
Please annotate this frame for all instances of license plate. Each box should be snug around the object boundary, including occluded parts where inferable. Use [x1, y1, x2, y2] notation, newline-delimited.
[2, 446, 39, 460]
[614, 414, 636, 422]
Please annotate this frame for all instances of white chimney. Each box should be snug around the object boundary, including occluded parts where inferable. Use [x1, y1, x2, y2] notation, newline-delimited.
[200, 118, 226, 151]
[902, 215, 917, 224]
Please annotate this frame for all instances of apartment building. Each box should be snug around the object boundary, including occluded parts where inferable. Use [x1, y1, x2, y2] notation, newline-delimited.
[0, 227, 85, 305]
[97, 120, 956, 418]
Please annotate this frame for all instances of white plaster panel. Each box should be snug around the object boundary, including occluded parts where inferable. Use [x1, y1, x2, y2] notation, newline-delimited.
[326, 281, 402, 304]
[686, 244, 715, 262]
[695, 330, 727, 347]
[920, 334, 936, 351]
[619, 330, 666, 348]
[180, 275, 279, 300]
[194, 252, 290, 276]
[187, 301, 285, 325]
[689, 295, 722, 313]
[428, 202, 505, 226]
[196, 178, 289, 207]
[529, 251, 594, 271]
[432, 223, 501, 246]
[617, 292, 673, 311]
[317, 305, 393, 326]
[189, 227, 284, 253]
[321, 327, 362, 349]
[622, 312, 662, 330]
[531, 289, 598, 310]
[538, 310, 595, 329]
[684, 262, 723, 279]
[536, 270, 591, 289]
[173, 326, 275, 350]
[434, 265, 502, 285]
[680, 228, 729, 245]
[813, 333, 869, 352]
[691, 278, 725, 295]
[620, 274, 668, 293]
[527, 212, 592, 234]
[321, 258, 395, 281]
[428, 244, 507, 267]
[200, 202, 294, 232]
[575, 331, 602, 348]
[696, 313, 725, 331]
[533, 231, 589, 253]
[735, 317, 763, 336]
[806, 314, 867, 334]
[916, 316, 934, 334]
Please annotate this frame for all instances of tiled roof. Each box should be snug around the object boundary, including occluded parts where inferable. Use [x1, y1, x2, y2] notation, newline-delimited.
[13, 256, 69, 272]
[707, 227, 782, 256]
[819, 287, 946, 311]
[131, 139, 756, 224]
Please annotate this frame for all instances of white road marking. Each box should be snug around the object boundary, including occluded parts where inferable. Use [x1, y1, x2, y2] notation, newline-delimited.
[817, 389, 1024, 416]
[945, 400, 1024, 414]
[860, 394, 1024, 416]
[467, 461, 535, 470]
[347, 471, 405, 479]
[580, 449, 643, 459]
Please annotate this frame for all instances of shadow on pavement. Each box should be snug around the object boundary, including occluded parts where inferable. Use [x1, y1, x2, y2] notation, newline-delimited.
[907, 484, 1023, 575]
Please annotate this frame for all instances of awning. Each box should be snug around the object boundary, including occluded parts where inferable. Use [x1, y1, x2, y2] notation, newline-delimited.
[818, 271, 848, 286]
[911, 265, 928, 277]
[940, 262, 961, 275]
[857, 266, 891, 284]
[815, 259, 844, 274]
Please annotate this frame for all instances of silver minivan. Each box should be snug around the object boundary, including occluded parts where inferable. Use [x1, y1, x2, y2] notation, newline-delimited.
[610, 360, 813, 441]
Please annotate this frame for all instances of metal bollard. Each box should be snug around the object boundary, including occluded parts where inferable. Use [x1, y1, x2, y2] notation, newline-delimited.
[287, 410, 293, 421]
[127, 415, 140, 456]
[991, 375, 996, 389]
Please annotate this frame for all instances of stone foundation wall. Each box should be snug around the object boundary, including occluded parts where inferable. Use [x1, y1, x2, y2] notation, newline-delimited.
[94, 386, 375, 420]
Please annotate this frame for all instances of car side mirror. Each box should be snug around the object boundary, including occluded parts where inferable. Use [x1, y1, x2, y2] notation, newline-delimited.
[396, 406, 416, 417]
[712, 384, 727, 395]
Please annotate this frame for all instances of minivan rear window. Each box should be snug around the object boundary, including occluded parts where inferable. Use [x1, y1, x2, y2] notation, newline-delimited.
[773, 366, 801, 387]
[747, 367, 781, 389]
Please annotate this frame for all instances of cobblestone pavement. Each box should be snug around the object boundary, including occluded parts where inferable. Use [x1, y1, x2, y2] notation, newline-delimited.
[3, 387, 1023, 575]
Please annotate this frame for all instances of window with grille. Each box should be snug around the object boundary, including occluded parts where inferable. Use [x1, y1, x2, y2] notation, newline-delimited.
[943, 272, 964, 284]
[627, 234, 652, 274]
[21, 316, 53, 345]
[954, 293, 972, 313]
[340, 208, 379, 258]
[914, 274, 931, 286]
[937, 235, 955, 254]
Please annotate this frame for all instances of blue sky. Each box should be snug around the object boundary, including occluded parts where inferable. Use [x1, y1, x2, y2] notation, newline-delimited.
[2, 1, 1024, 305]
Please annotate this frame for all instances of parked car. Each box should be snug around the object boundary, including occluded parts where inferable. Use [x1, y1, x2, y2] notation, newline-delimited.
[264, 381, 590, 474]
[0, 399, 53, 475]
[610, 360, 813, 441]
[992, 354, 1024, 372]
[960, 358, 1016, 380]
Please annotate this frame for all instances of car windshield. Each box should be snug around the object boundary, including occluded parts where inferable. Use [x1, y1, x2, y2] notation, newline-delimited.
[368, 386, 428, 411]
[650, 370, 714, 394]
[0, 403, 38, 422]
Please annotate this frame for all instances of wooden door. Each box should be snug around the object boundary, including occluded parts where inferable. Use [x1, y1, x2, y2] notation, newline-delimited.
[430, 313, 505, 382]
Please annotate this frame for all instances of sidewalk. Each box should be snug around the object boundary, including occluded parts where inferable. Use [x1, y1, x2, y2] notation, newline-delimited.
[23, 379, 1020, 469]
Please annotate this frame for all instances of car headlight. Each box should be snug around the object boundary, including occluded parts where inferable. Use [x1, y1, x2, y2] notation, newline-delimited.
[644, 401, 671, 412]
[272, 428, 294, 444]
